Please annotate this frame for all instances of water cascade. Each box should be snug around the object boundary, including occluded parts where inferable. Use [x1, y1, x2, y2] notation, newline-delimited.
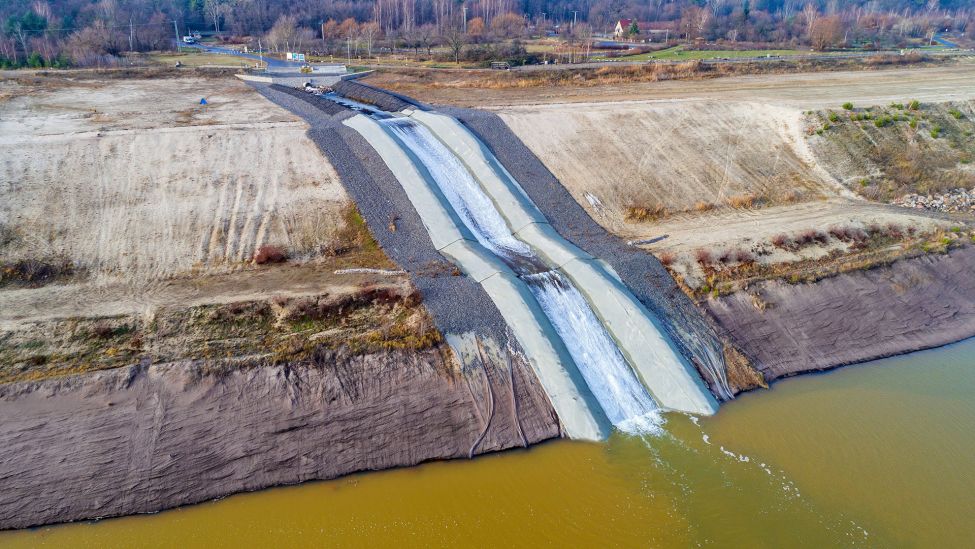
[381, 117, 661, 433]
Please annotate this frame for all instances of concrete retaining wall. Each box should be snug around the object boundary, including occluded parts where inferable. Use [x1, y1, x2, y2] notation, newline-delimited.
[343, 113, 610, 440]
[408, 110, 719, 416]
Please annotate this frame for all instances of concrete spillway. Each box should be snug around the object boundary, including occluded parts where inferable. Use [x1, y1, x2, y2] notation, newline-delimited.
[342, 104, 717, 440]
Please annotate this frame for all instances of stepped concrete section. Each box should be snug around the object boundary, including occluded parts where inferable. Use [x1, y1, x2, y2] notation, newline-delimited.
[343, 113, 611, 441]
[408, 110, 719, 416]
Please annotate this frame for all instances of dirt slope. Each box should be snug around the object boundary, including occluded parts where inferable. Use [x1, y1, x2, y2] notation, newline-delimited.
[0, 76, 348, 283]
[0, 346, 560, 529]
[498, 99, 844, 229]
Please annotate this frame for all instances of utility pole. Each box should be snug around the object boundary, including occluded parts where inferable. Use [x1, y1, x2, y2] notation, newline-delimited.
[129, 18, 134, 52]
[258, 38, 264, 70]
[173, 19, 180, 52]
[571, 10, 579, 30]
[462, 6, 468, 33]
[321, 21, 325, 45]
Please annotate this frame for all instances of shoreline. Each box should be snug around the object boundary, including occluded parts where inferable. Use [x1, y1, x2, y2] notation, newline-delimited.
[1, 246, 973, 530]
[707, 246, 975, 388]
[0, 347, 559, 531]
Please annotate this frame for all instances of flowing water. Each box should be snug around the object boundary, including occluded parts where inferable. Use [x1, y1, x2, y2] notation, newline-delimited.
[381, 117, 660, 430]
[6, 339, 974, 547]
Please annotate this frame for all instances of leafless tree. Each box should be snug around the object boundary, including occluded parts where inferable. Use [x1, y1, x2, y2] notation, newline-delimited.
[443, 25, 466, 63]
[203, 0, 226, 34]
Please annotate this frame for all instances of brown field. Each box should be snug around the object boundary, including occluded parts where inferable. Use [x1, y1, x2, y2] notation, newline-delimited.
[366, 62, 975, 108]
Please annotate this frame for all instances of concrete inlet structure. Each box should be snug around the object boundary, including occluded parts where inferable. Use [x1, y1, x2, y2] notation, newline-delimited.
[342, 106, 718, 440]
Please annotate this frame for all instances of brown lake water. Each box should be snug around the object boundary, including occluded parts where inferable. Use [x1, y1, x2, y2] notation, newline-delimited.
[5, 339, 974, 547]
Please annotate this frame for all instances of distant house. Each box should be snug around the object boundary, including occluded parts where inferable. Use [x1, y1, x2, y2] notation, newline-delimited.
[613, 19, 674, 42]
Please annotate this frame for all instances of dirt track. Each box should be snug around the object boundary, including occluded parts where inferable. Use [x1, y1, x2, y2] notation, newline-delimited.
[370, 63, 975, 108]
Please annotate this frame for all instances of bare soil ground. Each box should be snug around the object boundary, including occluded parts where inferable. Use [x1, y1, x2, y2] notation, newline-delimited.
[0, 74, 409, 381]
[498, 99, 846, 223]
[367, 62, 975, 109]
[0, 75, 349, 285]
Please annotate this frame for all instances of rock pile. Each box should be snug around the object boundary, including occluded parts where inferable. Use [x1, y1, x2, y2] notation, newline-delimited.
[892, 187, 975, 213]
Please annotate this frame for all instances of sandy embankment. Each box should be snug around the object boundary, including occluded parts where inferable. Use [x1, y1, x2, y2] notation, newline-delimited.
[0, 76, 348, 285]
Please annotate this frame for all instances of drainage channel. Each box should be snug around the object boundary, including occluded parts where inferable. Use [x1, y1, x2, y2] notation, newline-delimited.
[381, 116, 662, 434]
[334, 95, 718, 438]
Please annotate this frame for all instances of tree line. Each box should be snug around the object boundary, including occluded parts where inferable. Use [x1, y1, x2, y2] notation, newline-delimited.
[2, 0, 972, 68]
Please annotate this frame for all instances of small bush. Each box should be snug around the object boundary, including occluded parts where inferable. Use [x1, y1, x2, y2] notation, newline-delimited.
[828, 226, 851, 241]
[658, 251, 676, 266]
[874, 115, 892, 128]
[842, 102, 854, 110]
[725, 194, 758, 209]
[827, 112, 840, 122]
[92, 321, 116, 339]
[254, 245, 287, 264]
[693, 201, 715, 212]
[908, 99, 920, 110]
[1, 257, 74, 286]
[625, 203, 667, 222]
[733, 249, 756, 264]
[930, 125, 942, 138]
[695, 249, 712, 265]
[909, 118, 918, 129]
[771, 234, 791, 249]
[948, 109, 964, 120]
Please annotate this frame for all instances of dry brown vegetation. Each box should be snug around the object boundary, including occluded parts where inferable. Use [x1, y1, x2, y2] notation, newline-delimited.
[366, 53, 940, 95]
[0, 281, 440, 385]
[723, 343, 766, 393]
[808, 99, 975, 201]
[671, 224, 971, 300]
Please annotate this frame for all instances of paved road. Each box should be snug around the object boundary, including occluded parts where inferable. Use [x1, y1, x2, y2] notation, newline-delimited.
[932, 33, 960, 48]
[184, 43, 301, 68]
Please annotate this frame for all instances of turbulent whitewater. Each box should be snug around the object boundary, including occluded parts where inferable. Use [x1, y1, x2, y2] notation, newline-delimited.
[382, 117, 662, 433]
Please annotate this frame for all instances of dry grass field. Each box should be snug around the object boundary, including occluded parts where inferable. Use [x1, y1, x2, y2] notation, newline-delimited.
[498, 99, 846, 229]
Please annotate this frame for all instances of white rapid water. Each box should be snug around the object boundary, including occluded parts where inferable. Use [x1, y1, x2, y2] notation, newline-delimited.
[381, 117, 662, 433]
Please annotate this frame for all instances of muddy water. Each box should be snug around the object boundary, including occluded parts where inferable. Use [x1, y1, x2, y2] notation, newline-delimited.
[5, 340, 974, 547]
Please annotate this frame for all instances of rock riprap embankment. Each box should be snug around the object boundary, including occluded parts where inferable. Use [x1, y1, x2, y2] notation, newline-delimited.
[892, 187, 975, 213]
